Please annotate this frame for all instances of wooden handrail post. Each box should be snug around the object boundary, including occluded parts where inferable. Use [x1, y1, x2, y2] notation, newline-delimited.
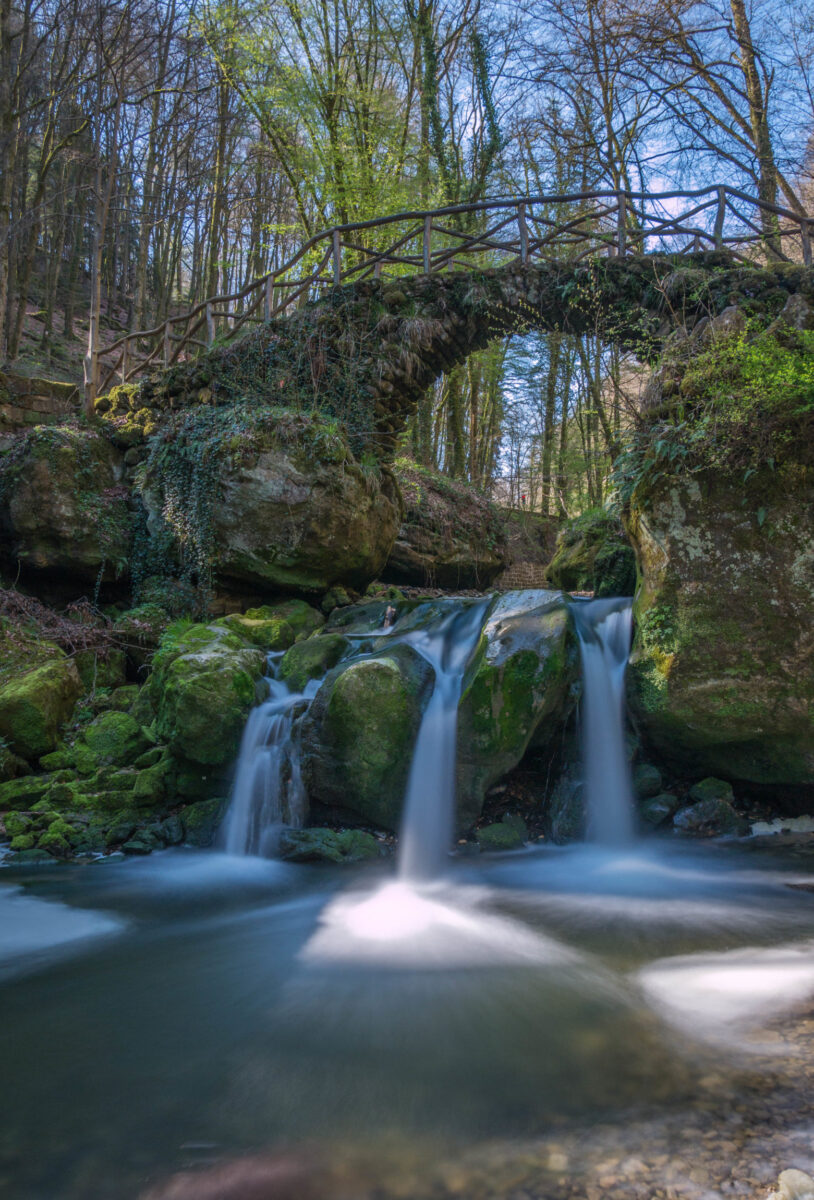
[714, 187, 726, 250]
[121, 338, 128, 384]
[423, 215, 432, 274]
[206, 303, 215, 347]
[264, 275, 273, 322]
[801, 219, 812, 268]
[518, 202, 529, 264]
[616, 190, 627, 256]
[333, 229, 342, 286]
[163, 322, 171, 367]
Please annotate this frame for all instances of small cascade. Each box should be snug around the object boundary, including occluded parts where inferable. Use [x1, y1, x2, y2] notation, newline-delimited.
[398, 599, 490, 881]
[221, 655, 312, 857]
[572, 597, 635, 846]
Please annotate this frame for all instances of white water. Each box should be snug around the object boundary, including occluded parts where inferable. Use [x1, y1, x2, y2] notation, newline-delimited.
[398, 600, 490, 881]
[572, 598, 635, 846]
[221, 655, 314, 856]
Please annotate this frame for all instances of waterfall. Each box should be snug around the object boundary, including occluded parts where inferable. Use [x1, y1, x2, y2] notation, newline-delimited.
[572, 598, 635, 846]
[398, 600, 490, 881]
[220, 655, 312, 857]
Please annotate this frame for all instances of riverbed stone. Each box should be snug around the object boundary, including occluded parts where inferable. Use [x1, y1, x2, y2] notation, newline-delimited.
[300, 644, 434, 831]
[278, 827, 384, 863]
[672, 796, 746, 837]
[639, 792, 680, 828]
[457, 591, 578, 827]
[687, 776, 734, 805]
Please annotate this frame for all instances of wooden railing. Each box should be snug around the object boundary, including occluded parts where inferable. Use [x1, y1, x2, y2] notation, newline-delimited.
[92, 185, 813, 400]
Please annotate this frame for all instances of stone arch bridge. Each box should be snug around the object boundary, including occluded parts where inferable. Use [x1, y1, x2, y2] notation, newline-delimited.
[96, 188, 814, 451]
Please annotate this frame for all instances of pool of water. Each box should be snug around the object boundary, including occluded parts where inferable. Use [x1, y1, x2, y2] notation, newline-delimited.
[1, 838, 814, 1199]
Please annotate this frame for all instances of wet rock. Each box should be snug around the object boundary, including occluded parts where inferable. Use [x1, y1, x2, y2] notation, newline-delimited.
[384, 459, 508, 588]
[82, 711, 148, 767]
[300, 644, 434, 831]
[216, 600, 324, 650]
[278, 827, 384, 863]
[0, 426, 131, 583]
[771, 1168, 814, 1200]
[457, 591, 578, 826]
[672, 796, 747, 837]
[639, 792, 680, 827]
[633, 762, 662, 799]
[548, 772, 586, 844]
[0, 656, 82, 761]
[181, 797, 228, 847]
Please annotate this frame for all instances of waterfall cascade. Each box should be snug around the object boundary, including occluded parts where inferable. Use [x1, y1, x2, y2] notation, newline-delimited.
[220, 654, 314, 856]
[571, 597, 635, 845]
[397, 599, 490, 881]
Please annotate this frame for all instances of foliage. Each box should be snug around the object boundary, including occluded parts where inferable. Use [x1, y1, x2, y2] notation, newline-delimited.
[613, 327, 814, 502]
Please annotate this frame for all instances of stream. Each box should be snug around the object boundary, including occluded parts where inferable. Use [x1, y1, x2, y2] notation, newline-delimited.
[1, 597, 814, 1198]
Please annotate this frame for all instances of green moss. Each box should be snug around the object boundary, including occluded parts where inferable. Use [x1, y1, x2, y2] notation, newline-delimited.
[546, 509, 635, 596]
[475, 823, 524, 852]
[0, 657, 82, 761]
[82, 711, 147, 767]
[181, 797, 228, 846]
[0, 774, 53, 811]
[279, 827, 384, 864]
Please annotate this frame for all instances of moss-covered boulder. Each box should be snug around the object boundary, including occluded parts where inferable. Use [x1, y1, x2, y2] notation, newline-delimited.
[80, 710, 148, 767]
[216, 600, 324, 650]
[384, 458, 508, 588]
[112, 604, 171, 670]
[300, 644, 434, 830]
[278, 633, 349, 692]
[138, 407, 402, 596]
[545, 510, 636, 597]
[456, 591, 579, 827]
[0, 426, 130, 582]
[627, 470, 814, 806]
[150, 623, 265, 767]
[0, 655, 82, 760]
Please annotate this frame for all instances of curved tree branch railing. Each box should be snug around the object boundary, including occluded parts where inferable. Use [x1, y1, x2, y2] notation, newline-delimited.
[91, 185, 813, 401]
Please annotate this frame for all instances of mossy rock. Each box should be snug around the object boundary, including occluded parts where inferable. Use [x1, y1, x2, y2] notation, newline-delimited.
[457, 591, 578, 827]
[74, 649, 127, 694]
[639, 793, 680, 828]
[278, 827, 384, 864]
[149, 623, 265, 767]
[672, 797, 747, 837]
[633, 763, 663, 799]
[301, 644, 433, 831]
[81, 711, 148, 767]
[0, 425, 131, 582]
[0, 656, 82, 761]
[217, 600, 324, 649]
[545, 509, 636, 597]
[277, 633, 349, 693]
[627, 469, 814, 806]
[181, 797, 228, 847]
[475, 822, 525, 852]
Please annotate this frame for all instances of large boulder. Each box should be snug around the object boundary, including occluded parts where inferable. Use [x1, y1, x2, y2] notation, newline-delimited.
[0, 426, 130, 582]
[456, 591, 579, 825]
[138, 407, 402, 596]
[627, 470, 814, 805]
[300, 643, 434, 830]
[545, 509, 636, 597]
[0, 655, 82, 760]
[383, 458, 508, 588]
